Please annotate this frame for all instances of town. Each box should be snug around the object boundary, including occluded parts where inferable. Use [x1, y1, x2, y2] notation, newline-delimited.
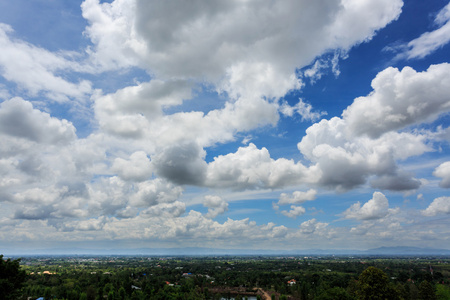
[4, 254, 450, 299]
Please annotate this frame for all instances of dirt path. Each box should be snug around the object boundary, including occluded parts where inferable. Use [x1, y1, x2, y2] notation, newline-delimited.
[256, 288, 272, 300]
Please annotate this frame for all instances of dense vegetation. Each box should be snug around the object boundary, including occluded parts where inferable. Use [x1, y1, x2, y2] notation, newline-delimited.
[4, 254, 450, 299]
[0, 255, 27, 300]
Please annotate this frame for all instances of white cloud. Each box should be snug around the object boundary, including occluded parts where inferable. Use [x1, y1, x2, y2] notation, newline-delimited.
[433, 161, 450, 188]
[0, 24, 92, 102]
[0, 98, 76, 144]
[303, 59, 329, 83]
[111, 151, 152, 182]
[205, 143, 312, 190]
[397, 3, 450, 59]
[13, 186, 65, 206]
[3, 0, 450, 252]
[83, 177, 125, 214]
[61, 217, 107, 232]
[94, 82, 280, 152]
[343, 64, 450, 139]
[278, 190, 317, 205]
[81, 0, 144, 71]
[302, 52, 342, 83]
[342, 192, 392, 220]
[136, 211, 289, 242]
[10, 184, 90, 220]
[280, 99, 327, 122]
[129, 178, 183, 207]
[281, 205, 306, 219]
[297, 64, 450, 191]
[299, 120, 427, 191]
[140, 201, 186, 218]
[79, 0, 410, 195]
[94, 79, 192, 138]
[82, 0, 402, 98]
[299, 218, 328, 235]
[203, 195, 228, 219]
[422, 197, 450, 217]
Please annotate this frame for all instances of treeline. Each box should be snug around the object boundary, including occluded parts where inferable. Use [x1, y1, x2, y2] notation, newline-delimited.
[7, 256, 450, 299]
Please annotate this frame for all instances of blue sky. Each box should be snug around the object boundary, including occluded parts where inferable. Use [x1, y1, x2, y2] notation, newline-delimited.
[0, 0, 450, 253]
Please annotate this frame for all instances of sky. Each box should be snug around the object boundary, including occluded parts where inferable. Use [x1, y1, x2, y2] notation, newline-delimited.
[0, 0, 450, 254]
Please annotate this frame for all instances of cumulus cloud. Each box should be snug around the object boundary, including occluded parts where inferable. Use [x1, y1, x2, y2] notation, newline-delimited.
[13, 186, 64, 206]
[78, 0, 410, 195]
[203, 195, 228, 219]
[198, 62, 447, 193]
[140, 201, 186, 218]
[61, 217, 107, 232]
[81, 0, 144, 71]
[205, 143, 312, 190]
[296, 63, 450, 191]
[13, 205, 55, 220]
[281, 206, 306, 219]
[94, 79, 192, 138]
[0, 98, 77, 144]
[370, 171, 421, 191]
[299, 218, 328, 234]
[152, 142, 207, 186]
[299, 123, 428, 191]
[82, 0, 402, 98]
[343, 64, 450, 138]
[112, 151, 152, 182]
[129, 178, 183, 207]
[342, 192, 394, 220]
[433, 161, 450, 188]
[94, 81, 280, 155]
[11, 185, 89, 221]
[4, 0, 450, 252]
[278, 189, 317, 205]
[422, 197, 450, 216]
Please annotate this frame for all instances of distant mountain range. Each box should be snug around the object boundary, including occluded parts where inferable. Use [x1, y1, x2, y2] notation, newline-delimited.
[364, 246, 450, 256]
[3, 246, 450, 256]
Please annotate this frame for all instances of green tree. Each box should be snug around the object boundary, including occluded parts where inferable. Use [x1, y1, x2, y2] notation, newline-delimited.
[317, 287, 355, 300]
[355, 266, 395, 300]
[393, 282, 408, 300]
[118, 286, 126, 300]
[436, 284, 450, 300]
[418, 281, 437, 300]
[44, 287, 52, 299]
[0, 255, 27, 300]
[86, 286, 97, 300]
[103, 282, 114, 296]
[108, 290, 115, 300]
[68, 289, 80, 300]
[80, 292, 88, 300]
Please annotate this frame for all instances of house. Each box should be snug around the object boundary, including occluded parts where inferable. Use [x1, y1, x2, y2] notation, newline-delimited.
[42, 271, 54, 275]
[287, 279, 296, 285]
